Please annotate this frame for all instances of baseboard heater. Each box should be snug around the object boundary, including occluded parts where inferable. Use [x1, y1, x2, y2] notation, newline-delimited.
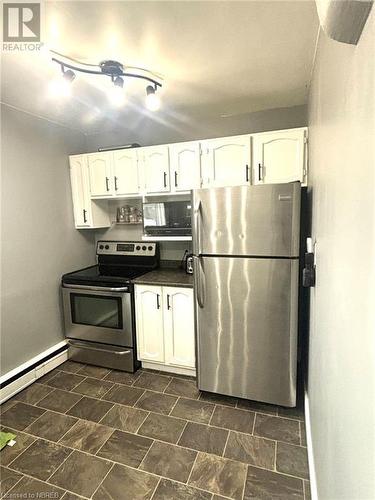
[0, 342, 69, 403]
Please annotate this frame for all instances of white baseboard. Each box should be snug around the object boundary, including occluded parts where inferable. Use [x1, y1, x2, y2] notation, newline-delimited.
[304, 389, 319, 500]
[0, 341, 68, 404]
[141, 361, 196, 377]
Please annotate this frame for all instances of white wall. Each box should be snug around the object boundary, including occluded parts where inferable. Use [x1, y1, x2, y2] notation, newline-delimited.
[1, 105, 95, 376]
[307, 11, 375, 500]
[86, 104, 307, 151]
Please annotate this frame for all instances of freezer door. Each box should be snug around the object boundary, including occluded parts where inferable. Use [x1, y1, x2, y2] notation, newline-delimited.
[192, 183, 300, 257]
[194, 256, 299, 406]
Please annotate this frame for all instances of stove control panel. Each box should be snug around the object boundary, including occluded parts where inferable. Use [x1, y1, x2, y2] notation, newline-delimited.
[97, 241, 157, 256]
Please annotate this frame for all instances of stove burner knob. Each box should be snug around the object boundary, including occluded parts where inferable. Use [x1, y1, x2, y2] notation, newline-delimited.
[136, 245, 141, 251]
[142, 245, 147, 251]
[105, 245, 109, 250]
[99, 245, 104, 249]
[148, 246, 153, 251]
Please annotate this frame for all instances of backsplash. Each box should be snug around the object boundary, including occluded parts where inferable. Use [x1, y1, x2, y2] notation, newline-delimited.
[94, 199, 192, 261]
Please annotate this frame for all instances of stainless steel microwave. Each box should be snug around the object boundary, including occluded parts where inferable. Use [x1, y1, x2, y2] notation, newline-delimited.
[143, 200, 192, 236]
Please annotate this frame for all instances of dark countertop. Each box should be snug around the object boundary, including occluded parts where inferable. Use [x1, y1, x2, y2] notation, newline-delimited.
[133, 266, 194, 288]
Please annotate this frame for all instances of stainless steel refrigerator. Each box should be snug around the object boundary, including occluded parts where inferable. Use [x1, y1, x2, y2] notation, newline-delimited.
[192, 182, 301, 407]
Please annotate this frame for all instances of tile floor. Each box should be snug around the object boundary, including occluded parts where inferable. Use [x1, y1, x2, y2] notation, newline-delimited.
[0, 361, 310, 499]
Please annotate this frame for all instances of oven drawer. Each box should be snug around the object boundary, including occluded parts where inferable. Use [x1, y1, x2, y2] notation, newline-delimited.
[68, 340, 137, 372]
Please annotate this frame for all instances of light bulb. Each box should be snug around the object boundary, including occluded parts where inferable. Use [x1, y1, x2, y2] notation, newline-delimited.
[48, 69, 75, 99]
[107, 84, 125, 107]
[145, 85, 160, 111]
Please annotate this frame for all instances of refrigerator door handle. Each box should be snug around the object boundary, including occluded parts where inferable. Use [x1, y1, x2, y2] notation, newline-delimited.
[194, 256, 205, 308]
[193, 200, 202, 255]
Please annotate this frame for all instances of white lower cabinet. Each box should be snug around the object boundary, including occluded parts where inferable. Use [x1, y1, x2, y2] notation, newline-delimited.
[135, 284, 195, 371]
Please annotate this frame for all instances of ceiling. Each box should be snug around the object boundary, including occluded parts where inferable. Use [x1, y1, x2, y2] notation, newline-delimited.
[1, 1, 319, 134]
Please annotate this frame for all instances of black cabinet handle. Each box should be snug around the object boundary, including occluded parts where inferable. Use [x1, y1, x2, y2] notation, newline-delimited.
[258, 163, 262, 181]
[167, 294, 171, 310]
[163, 172, 167, 188]
[114, 176, 118, 191]
[245, 164, 250, 183]
[105, 177, 110, 191]
[156, 294, 160, 309]
[83, 209, 87, 223]
[174, 171, 178, 187]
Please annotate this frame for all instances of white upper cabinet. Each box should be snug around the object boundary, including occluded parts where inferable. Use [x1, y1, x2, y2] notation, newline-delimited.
[87, 152, 113, 197]
[201, 135, 251, 188]
[253, 128, 307, 185]
[169, 142, 201, 192]
[141, 145, 170, 193]
[135, 285, 165, 363]
[112, 149, 140, 196]
[69, 155, 110, 229]
[163, 287, 195, 368]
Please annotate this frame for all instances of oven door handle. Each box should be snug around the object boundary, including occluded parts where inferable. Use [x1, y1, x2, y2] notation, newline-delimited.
[67, 340, 131, 356]
[63, 284, 130, 292]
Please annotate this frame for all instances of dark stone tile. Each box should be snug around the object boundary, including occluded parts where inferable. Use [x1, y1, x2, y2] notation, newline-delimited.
[103, 384, 144, 406]
[46, 372, 86, 391]
[97, 429, 153, 467]
[59, 361, 86, 373]
[72, 377, 114, 398]
[199, 391, 237, 407]
[11, 439, 71, 480]
[211, 405, 255, 434]
[237, 398, 278, 415]
[278, 404, 305, 421]
[0, 428, 35, 466]
[0, 466, 23, 497]
[138, 412, 186, 444]
[7, 476, 65, 499]
[37, 369, 61, 384]
[61, 493, 83, 500]
[100, 404, 148, 433]
[140, 440, 197, 483]
[224, 431, 275, 469]
[135, 391, 178, 415]
[171, 398, 215, 424]
[165, 378, 200, 399]
[276, 442, 309, 479]
[37, 389, 82, 413]
[133, 371, 172, 392]
[244, 465, 304, 500]
[304, 480, 311, 500]
[254, 414, 300, 445]
[76, 364, 111, 379]
[301, 421, 307, 447]
[67, 396, 113, 423]
[0, 399, 17, 413]
[153, 478, 212, 500]
[189, 452, 247, 499]
[14, 383, 53, 404]
[49, 450, 111, 498]
[26, 410, 77, 442]
[93, 463, 159, 500]
[59, 419, 113, 454]
[178, 421, 228, 456]
[1, 402, 45, 430]
[104, 369, 142, 385]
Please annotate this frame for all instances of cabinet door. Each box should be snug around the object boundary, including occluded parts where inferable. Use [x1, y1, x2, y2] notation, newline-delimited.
[135, 285, 164, 363]
[163, 287, 195, 368]
[88, 152, 113, 197]
[253, 128, 307, 185]
[169, 142, 201, 192]
[69, 155, 91, 228]
[142, 146, 170, 193]
[113, 149, 140, 195]
[202, 135, 251, 188]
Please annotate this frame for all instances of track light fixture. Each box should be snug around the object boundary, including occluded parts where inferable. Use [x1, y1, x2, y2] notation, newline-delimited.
[48, 67, 76, 98]
[50, 53, 163, 110]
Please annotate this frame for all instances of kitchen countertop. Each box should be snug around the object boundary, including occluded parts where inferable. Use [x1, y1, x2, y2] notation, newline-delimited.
[133, 266, 194, 288]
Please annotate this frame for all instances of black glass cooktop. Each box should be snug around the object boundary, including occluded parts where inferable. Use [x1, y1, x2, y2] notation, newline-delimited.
[62, 265, 149, 287]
